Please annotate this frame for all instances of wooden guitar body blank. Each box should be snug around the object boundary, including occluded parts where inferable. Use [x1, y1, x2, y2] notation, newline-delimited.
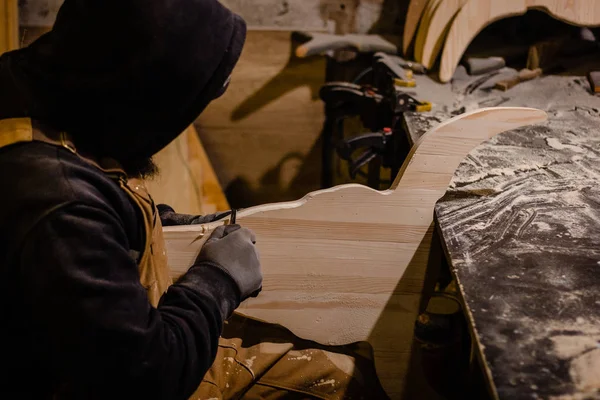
[439, 0, 600, 82]
[163, 107, 548, 398]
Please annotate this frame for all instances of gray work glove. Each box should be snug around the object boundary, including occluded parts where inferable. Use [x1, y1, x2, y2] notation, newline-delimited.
[157, 204, 231, 226]
[195, 224, 262, 302]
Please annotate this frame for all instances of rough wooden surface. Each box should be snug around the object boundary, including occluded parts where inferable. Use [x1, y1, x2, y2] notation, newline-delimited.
[166, 107, 547, 399]
[399, 74, 600, 399]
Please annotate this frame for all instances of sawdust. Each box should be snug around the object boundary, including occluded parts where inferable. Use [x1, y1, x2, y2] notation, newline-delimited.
[550, 334, 600, 399]
[551, 335, 600, 359]
[570, 349, 600, 393]
[546, 138, 586, 153]
[288, 354, 313, 361]
[244, 356, 257, 369]
[312, 379, 337, 388]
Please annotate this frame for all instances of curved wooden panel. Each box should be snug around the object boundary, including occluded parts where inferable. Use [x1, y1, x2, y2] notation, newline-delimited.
[414, 0, 442, 63]
[527, 0, 600, 26]
[438, 0, 600, 82]
[421, 0, 467, 69]
[439, 0, 526, 82]
[164, 107, 548, 398]
[403, 0, 430, 56]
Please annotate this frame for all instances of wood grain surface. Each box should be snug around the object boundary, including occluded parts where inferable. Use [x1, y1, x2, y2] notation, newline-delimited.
[420, 0, 467, 69]
[439, 0, 526, 82]
[403, 0, 430, 55]
[164, 107, 547, 398]
[527, 0, 600, 26]
[413, 0, 441, 62]
[439, 0, 600, 82]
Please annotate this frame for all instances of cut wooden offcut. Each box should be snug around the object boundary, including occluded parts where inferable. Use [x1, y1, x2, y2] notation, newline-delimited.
[439, 0, 600, 82]
[163, 107, 548, 398]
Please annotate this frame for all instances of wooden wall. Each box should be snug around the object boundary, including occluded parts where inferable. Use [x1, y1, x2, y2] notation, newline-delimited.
[196, 31, 327, 208]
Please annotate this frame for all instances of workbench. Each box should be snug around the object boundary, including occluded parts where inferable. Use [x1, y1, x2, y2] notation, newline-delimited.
[404, 71, 600, 399]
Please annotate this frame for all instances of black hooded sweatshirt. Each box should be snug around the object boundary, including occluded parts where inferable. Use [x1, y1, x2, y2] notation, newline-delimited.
[0, 1, 246, 399]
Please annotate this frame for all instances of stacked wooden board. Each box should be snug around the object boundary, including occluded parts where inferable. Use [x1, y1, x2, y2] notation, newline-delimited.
[402, 0, 600, 82]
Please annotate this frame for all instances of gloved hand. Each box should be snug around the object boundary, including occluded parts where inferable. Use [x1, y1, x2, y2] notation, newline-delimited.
[195, 224, 262, 301]
[157, 204, 231, 226]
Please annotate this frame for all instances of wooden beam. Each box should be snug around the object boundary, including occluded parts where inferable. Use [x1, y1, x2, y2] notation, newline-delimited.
[0, 0, 19, 53]
[164, 107, 548, 398]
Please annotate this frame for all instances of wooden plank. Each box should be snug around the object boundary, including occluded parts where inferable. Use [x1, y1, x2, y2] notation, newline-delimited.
[164, 107, 548, 398]
[420, 0, 467, 69]
[402, 0, 430, 56]
[438, 0, 600, 82]
[0, 0, 19, 53]
[413, 0, 441, 62]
